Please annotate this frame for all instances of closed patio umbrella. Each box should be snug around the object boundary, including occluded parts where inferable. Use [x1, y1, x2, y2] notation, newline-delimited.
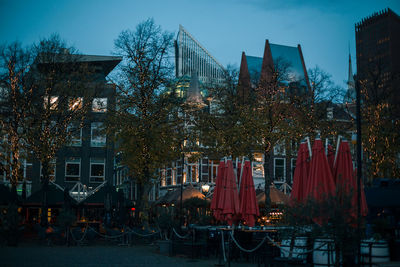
[219, 159, 240, 226]
[333, 139, 368, 219]
[327, 143, 335, 172]
[290, 141, 310, 203]
[305, 138, 336, 202]
[238, 160, 259, 227]
[211, 160, 225, 222]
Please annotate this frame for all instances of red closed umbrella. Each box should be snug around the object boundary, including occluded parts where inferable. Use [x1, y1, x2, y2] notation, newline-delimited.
[219, 159, 240, 226]
[305, 138, 336, 202]
[290, 142, 310, 203]
[239, 160, 259, 227]
[327, 144, 335, 173]
[333, 140, 368, 219]
[211, 160, 225, 222]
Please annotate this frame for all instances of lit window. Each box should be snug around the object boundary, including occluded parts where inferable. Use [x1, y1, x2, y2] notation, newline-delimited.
[40, 159, 56, 182]
[69, 97, 83, 111]
[43, 96, 58, 110]
[67, 122, 82, 146]
[91, 122, 106, 147]
[92, 98, 107, 112]
[90, 158, 105, 183]
[65, 158, 80, 181]
[274, 158, 286, 182]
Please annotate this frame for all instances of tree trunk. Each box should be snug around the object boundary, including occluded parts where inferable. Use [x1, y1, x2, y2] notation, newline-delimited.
[264, 147, 271, 213]
[41, 161, 49, 227]
[138, 182, 152, 230]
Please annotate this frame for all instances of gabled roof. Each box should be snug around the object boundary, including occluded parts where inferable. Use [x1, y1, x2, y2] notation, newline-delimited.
[244, 43, 307, 85]
[270, 43, 306, 83]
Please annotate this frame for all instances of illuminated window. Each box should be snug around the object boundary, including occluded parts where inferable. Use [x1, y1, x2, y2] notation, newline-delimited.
[40, 159, 56, 182]
[43, 96, 58, 110]
[160, 169, 166, 187]
[92, 98, 107, 112]
[65, 158, 80, 181]
[91, 122, 106, 147]
[67, 122, 82, 146]
[69, 97, 83, 111]
[274, 158, 286, 182]
[90, 158, 105, 183]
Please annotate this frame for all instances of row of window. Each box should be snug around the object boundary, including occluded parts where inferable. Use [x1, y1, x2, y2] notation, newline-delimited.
[0, 158, 106, 183]
[159, 158, 297, 187]
[69, 122, 106, 147]
[44, 97, 108, 113]
[49, 158, 106, 183]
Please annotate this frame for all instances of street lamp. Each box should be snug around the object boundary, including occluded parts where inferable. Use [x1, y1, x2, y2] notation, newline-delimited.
[201, 184, 210, 194]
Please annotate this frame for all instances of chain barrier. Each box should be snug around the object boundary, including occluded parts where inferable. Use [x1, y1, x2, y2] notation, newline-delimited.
[126, 227, 160, 237]
[70, 224, 89, 243]
[88, 225, 126, 239]
[229, 231, 268, 253]
[172, 228, 191, 239]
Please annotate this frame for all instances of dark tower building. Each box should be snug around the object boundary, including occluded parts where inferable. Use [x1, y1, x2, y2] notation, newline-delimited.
[355, 8, 400, 114]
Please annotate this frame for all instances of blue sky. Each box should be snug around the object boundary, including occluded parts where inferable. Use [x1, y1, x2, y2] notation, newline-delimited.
[1, 0, 399, 87]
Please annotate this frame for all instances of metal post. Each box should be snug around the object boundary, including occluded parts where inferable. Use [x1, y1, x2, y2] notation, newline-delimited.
[356, 80, 362, 266]
[180, 154, 184, 227]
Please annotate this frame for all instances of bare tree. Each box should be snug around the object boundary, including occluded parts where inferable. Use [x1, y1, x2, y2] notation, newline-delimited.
[24, 35, 96, 225]
[110, 19, 181, 228]
[0, 42, 33, 198]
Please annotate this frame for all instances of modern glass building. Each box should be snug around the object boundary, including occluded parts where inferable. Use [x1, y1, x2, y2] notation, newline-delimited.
[175, 25, 226, 85]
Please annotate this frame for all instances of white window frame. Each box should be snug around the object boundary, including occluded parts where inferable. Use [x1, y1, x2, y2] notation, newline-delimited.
[274, 141, 286, 156]
[91, 122, 106, 147]
[67, 123, 82, 146]
[65, 158, 81, 182]
[274, 158, 286, 182]
[92, 98, 108, 112]
[40, 158, 56, 182]
[90, 158, 105, 183]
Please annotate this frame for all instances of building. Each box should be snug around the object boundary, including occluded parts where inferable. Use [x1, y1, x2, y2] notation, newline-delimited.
[175, 25, 226, 85]
[1, 54, 121, 201]
[237, 40, 311, 189]
[355, 8, 400, 112]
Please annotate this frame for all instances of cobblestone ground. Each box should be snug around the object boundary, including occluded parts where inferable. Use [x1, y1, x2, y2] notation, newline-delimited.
[0, 243, 258, 267]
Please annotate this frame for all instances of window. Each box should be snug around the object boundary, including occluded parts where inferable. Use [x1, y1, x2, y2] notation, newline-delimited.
[43, 96, 58, 110]
[90, 158, 105, 183]
[40, 159, 56, 182]
[91, 122, 106, 147]
[274, 141, 286, 156]
[291, 158, 297, 184]
[69, 97, 83, 111]
[67, 122, 82, 146]
[92, 98, 107, 112]
[252, 153, 264, 178]
[274, 158, 286, 182]
[160, 169, 166, 187]
[327, 107, 333, 120]
[208, 160, 219, 183]
[65, 158, 80, 181]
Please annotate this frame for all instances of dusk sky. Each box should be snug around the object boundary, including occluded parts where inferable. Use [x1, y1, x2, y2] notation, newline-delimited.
[1, 0, 399, 87]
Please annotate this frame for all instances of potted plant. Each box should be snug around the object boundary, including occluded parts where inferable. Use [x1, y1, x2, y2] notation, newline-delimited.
[155, 207, 175, 255]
